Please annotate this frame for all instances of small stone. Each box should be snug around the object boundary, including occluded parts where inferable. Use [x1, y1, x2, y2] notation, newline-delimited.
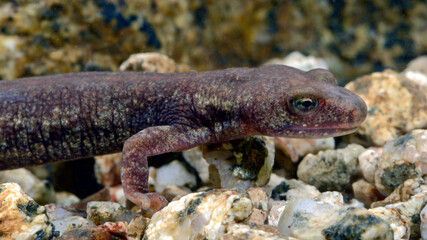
[222, 223, 287, 240]
[369, 207, 409, 240]
[0, 183, 59, 239]
[59, 222, 127, 240]
[268, 201, 287, 227]
[277, 197, 336, 238]
[53, 216, 95, 237]
[373, 177, 427, 238]
[119, 52, 189, 73]
[86, 201, 139, 225]
[375, 130, 427, 195]
[55, 192, 80, 206]
[155, 160, 197, 193]
[182, 147, 210, 184]
[204, 136, 275, 189]
[0, 168, 56, 205]
[352, 179, 382, 207]
[94, 153, 122, 187]
[421, 204, 427, 240]
[145, 189, 253, 239]
[312, 191, 345, 207]
[274, 137, 335, 163]
[405, 55, 427, 76]
[269, 175, 320, 201]
[278, 197, 393, 239]
[160, 184, 191, 202]
[247, 187, 269, 212]
[245, 208, 267, 225]
[322, 208, 393, 240]
[127, 216, 149, 240]
[346, 70, 427, 146]
[297, 144, 365, 191]
[264, 51, 329, 71]
[358, 148, 382, 184]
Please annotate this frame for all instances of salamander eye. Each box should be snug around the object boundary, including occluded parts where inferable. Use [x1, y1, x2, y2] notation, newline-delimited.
[289, 96, 319, 115]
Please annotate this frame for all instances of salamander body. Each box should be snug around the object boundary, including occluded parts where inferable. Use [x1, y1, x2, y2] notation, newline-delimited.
[0, 65, 367, 212]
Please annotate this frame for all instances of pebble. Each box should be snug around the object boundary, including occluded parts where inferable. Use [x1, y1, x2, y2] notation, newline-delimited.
[203, 136, 275, 189]
[264, 51, 329, 71]
[374, 129, 427, 195]
[297, 144, 365, 191]
[94, 152, 122, 187]
[373, 177, 427, 238]
[269, 175, 320, 201]
[278, 197, 393, 239]
[274, 137, 335, 163]
[155, 160, 197, 193]
[145, 189, 253, 240]
[0, 168, 56, 205]
[346, 70, 427, 146]
[421, 204, 427, 240]
[358, 148, 382, 184]
[352, 179, 382, 207]
[119, 52, 189, 73]
[182, 147, 210, 184]
[59, 222, 127, 240]
[0, 183, 59, 239]
[222, 223, 287, 240]
[86, 201, 139, 225]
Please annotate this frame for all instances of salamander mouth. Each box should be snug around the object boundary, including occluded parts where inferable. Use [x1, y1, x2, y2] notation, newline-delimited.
[272, 126, 359, 138]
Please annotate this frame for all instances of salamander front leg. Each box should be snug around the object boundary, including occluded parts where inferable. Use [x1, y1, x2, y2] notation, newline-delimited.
[121, 125, 213, 213]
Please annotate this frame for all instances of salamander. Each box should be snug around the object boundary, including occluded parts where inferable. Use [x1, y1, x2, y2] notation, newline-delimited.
[0, 65, 367, 212]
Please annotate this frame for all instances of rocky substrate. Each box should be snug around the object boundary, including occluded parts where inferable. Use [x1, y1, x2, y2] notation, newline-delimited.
[1, 53, 427, 239]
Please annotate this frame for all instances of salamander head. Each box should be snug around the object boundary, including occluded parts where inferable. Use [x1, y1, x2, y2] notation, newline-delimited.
[245, 65, 367, 138]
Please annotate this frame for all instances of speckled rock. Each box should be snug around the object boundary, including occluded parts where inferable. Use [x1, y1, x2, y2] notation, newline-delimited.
[372, 177, 427, 238]
[86, 201, 138, 225]
[346, 70, 427, 146]
[274, 137, 335, 164]
[155, 160, 197, 193]
[421, 204, 427, 240]
[145, 189, 252, 240]
[278, 197, 393, 239]
[203, 136, 275, 190]
[45, 204, 87, 229]
[358, 148, 382, 184]
[0, 168, 56, 205]
[59, 222, 127, 240]
[269, 175, 320, 201]
[264, 51, 329, 71]
[222, 224, 287, 240]
[369, 207, 409, 240]
[375, 130, 427, 196]
[0, 183, 59, 239]
[297, 144, 365, 191]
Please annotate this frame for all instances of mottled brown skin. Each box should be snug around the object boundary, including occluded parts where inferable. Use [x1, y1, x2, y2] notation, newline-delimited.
[0, 65, 367, 212]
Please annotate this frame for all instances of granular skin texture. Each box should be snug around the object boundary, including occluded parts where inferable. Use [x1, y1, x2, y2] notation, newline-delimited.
[0, 65, 367, 212]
